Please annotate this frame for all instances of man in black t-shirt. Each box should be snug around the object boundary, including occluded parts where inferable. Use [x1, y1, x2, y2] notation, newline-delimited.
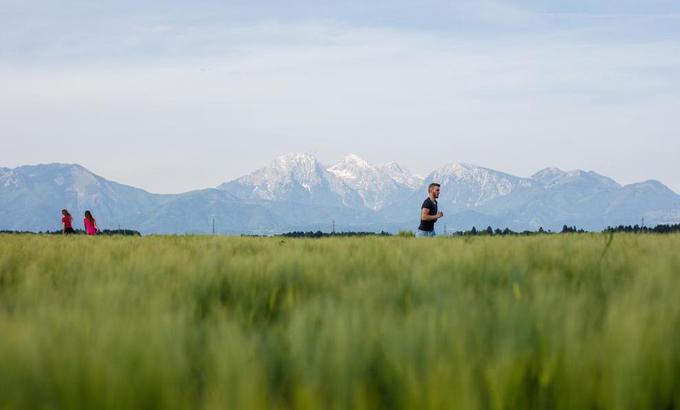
[417, 183, 443, 237]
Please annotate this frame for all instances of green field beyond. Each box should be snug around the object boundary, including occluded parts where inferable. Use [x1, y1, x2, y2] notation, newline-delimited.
[0, 235, 679, 410]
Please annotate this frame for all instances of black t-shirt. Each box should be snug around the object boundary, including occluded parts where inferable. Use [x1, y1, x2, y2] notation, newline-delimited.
[418, 197, 438, 231]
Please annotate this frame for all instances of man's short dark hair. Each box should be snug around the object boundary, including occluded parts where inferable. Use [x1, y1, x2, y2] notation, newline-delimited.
[428, 183, 441, 192]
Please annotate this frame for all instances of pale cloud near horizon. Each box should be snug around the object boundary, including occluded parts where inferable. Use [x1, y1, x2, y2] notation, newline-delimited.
[1, 2, 679, 193]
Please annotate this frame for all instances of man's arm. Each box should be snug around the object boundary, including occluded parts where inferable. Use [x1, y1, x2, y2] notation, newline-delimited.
[421, 208, 443, 221]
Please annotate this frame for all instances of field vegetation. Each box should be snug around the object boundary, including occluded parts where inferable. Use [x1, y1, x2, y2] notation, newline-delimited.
[0, 234, 679, 409]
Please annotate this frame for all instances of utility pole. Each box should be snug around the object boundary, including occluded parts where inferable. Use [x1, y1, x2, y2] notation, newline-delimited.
[212, 216, 215, 235]
[641, 216, 645, 228]
[332, 220, 336, 235]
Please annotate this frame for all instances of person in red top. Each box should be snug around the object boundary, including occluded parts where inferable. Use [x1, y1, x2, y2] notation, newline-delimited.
[61, 209, 75, 234]
[83, 210, 98, 236]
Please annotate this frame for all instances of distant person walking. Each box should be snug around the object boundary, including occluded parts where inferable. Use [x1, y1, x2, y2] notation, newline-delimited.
[83, 210, 98, 236]
[61, 209, 75, 234]
[417, 183, 443, 237]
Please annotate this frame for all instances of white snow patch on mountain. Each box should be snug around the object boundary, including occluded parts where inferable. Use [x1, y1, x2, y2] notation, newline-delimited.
[377, 162, 423, 190]
[431, 163, 528, 203]
[328, 154, 421, 210]
[532, 167, 621, 189]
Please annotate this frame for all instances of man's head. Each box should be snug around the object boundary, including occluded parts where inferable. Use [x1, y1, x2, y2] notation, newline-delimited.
[428, 183, 441, 199]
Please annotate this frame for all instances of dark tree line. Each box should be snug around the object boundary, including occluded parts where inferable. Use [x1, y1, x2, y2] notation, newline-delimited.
[604, 224, 680, 234]
[451, 224, 679, 236]
[451, 226, 551, 236]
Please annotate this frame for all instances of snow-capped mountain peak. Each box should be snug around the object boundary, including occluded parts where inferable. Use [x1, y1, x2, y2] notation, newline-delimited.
[217, 153, 364, 207]
[327, 154, 372, 181]
[433, 163, 522, 185]
[622, 180, 676, 194]
[327, 154, 422, 210]
[532, 167, 565, 181]
[376, 162, 423, 190]
[329, 155, 421, 187]
[427, 163, 535, 208]
[228, 153, 326, 196]
[532, 167, 621, 190]
[343, 153, 371, 168]
[269, 153, 320, 174]
[274, 152, 317, 165]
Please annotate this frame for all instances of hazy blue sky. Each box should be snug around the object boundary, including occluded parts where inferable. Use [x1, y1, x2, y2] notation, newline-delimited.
[2, 0, 680, 193]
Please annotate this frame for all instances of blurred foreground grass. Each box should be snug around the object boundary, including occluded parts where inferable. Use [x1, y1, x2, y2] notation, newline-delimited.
[0, 234, 679, 409]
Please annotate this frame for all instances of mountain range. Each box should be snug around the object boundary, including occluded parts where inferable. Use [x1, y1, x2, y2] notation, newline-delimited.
[2, 153, 680, 234]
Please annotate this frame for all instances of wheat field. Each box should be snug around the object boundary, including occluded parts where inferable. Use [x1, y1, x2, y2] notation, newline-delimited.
[0, 234, 678, 409]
